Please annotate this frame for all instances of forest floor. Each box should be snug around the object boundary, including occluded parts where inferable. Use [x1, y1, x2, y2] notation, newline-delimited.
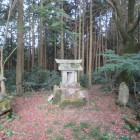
[0, 85, 139, 140]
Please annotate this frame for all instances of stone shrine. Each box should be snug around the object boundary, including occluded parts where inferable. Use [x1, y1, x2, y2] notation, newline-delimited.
[55, 59, 83, 84]
[48, 59, 88, 109]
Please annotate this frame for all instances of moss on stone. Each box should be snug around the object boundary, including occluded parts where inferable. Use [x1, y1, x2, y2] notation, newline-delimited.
[71, 90, 80, 100]
[60, 99, 86, 110]
[52, 89, 62, 104]
[0, 100, 11, 115]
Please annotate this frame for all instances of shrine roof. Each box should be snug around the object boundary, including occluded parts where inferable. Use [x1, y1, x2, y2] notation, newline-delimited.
[55, 59, 82, 64]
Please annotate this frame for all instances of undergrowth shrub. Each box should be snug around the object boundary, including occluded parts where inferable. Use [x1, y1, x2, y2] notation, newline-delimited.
[80, 74, 88, 88]
[5, 70, 16, 93]
[4, 67, 61, 94]
[80, 72, 106, 88]
[92, 71, 106, 84]
[24, 69, 61, 91]
[101, 49, 140, 90]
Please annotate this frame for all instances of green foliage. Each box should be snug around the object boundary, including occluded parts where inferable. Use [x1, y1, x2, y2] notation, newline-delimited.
[70, 122, 115, 140]
[101, 49, 140, 87]
[63, 122, 75, 128]
[5, 67, 61, 94]
[80, 74, 89, 88]
[55, 136, 65, 140]
[92, 71, 106, 84]
[4, 128, 19, 137]
[33, 122, 39, 126]
[10, 112, 20, 120]
[127, 94, 140, 110]
[50, 136, 65, 140]
[5, 70, 16, 94]
[45, 127, 54, 134]
[124, 123, 140, 133]
[101, 50, 140, 71]
[53, 120, 60, 125]
[119, 135, 132, 140]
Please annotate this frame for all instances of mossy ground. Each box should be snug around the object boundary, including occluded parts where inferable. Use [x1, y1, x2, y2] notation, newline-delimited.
[60, 99, 86, 109]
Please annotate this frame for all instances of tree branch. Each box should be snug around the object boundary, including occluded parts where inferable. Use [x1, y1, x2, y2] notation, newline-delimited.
[128, 11, 140, 33]
[105, 0, 115, 9]
[113, 12, 130, 41]
[4, 46, 18, 66]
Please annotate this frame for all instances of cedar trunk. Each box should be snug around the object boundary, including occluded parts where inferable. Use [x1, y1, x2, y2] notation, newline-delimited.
[16, 0, 24, 94]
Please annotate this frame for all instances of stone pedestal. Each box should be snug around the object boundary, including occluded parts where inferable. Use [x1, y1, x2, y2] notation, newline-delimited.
[48, 83, 88, 109]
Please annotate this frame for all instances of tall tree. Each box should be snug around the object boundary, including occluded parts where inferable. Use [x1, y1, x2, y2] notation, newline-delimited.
[81, 0, 85, 75]
[38, 0, 44, 67]
[31, 13, 35, 69]
[105, 0, 140, 53]
[61, 2, 64, 59]
[78, 0, 82, 59]
[88, 0, 93, 87]
[16, 0, 24, 94]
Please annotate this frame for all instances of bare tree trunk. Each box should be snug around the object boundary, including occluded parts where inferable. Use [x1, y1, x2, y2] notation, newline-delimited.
[82, 0, 85, 75]
[27, 27, 31, 71]
[61, 2, 64, 59]
[38, 0, 44, 68]
[97, 12, 102, 73]
[95, 34, 98, 72]
[74, 0, 77, 59]
[54, 35, 57, 71]
[78, 0, 82, 59]
[31, 14, 35, 70]
[86, 23, 89, 75]
[16, 0, 24, 94]
[88, 0, 93, 87]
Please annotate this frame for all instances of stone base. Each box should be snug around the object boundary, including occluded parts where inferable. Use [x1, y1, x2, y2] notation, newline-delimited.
[60, 99, 86, 109]
[48, 83, 88, 109]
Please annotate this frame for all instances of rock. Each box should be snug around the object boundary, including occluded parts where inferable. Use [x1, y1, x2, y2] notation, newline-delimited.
[0, 94, 3, 103]
[48, 94, 54, 102]
[71, 90, 80, 100]
[124, 118, 137, 130]
[118, 82, 129, 105]
[0, 100, 11, 116]
[53, 85, 59, 90]
[60, 99, 86, 109]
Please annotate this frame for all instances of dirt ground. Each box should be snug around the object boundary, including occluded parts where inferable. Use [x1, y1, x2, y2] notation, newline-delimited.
[0, 85, 139, 140]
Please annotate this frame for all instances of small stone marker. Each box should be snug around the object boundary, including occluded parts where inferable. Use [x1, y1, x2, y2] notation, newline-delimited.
[118, 82, 129, 105]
